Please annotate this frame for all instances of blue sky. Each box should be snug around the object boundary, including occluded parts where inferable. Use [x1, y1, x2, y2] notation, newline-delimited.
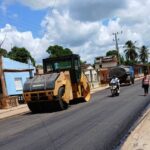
[0, 2, 47, 37]
[0, 0, 149, 64]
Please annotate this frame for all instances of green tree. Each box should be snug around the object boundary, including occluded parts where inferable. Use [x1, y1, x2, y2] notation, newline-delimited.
[0, 48, 8, 57]
[124, 60, 134, 65]
[8, 46, 35, 66]
[139, 45, 149, 63]
[124, 40, 138, 62]
[46, 45, 73, 57]
[120, 55, 125, 64]
[80, 60, 87, 65]
[106, 50, 118, 56]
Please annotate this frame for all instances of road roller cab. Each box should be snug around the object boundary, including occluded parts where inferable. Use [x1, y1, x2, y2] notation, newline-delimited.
[23, 54, 91, 112]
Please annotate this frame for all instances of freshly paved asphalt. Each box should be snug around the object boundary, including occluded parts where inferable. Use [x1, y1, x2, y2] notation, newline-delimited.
[0, 80, 150, 150]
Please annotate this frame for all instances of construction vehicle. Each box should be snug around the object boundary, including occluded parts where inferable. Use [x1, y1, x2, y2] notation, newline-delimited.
[23, 54, 91, 112]
[109, 65, 135, 85]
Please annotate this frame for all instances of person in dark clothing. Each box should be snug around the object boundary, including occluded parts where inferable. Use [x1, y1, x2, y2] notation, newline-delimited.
[142, 74, 150, 96]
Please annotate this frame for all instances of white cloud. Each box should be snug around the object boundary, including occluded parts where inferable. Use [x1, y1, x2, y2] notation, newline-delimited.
[45, 7, 150, 63]
[65, 0, 127, 21]
[1, 0, 150, 64]
[118, 0, 150, 22]
[41, 11, 131, 63]
[0, 24, 50, 64]
[116, 0, 150, 45]
[42, 10, 100, 47]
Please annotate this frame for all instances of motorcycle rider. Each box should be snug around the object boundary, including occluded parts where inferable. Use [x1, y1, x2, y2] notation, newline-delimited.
[110, 75, 120, 93]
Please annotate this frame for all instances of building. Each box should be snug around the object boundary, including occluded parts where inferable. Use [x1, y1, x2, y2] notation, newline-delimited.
[82, 64, 99, 88]
[94, 55, 117, 69]
[35, 65, 43, 75]
[0, 56, 34, 109]
[134, 64, 150, 77]
[94, 56, 118, 84]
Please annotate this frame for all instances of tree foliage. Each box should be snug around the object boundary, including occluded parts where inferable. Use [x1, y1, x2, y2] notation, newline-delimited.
[124, 60, 135, 65]
[106, 50, 118, 56]
[139, 45, 149, 63]
[124, 40, 138, 62]
[120, 55, 125, 65]
[8, 46, 35, 66]
[46, 45, 73, 57]
[0, 48, 8, 57]
[80, 60, 87, 65]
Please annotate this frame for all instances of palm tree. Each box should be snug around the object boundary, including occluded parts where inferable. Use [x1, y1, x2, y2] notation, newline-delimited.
[124, 40, 138, 62]
[139, 45, 149, 63]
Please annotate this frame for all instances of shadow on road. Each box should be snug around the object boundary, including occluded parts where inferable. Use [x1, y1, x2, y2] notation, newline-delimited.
[120, 84, 132, 87]
[22, 104, 64, 115]
[22, 98, 86, 115]
[69, 98, 85, 105]
[107, 95, 120, 98]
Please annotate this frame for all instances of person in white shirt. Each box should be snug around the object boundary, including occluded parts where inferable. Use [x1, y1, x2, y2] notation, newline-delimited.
[110, 75, 120, 92]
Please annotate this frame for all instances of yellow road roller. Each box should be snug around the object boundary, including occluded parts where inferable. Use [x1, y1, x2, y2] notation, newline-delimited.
[23, 54, 91, 112]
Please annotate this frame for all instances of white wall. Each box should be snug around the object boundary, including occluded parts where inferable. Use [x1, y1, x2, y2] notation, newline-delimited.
[84, 66, 99, 82]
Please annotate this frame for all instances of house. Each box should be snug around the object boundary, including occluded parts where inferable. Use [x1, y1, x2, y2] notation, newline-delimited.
[0, 56, 34, 109]
[35, 65, 43, 75]
[134, 64, 150, 77]
[94, 55, 118, 69]
[94, 55, 118, 84]
[81, 64, 99, 88]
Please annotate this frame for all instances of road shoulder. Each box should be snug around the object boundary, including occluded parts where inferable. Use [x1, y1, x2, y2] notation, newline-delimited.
[121, 104, 150, 150]
[0, 104, 30, 120]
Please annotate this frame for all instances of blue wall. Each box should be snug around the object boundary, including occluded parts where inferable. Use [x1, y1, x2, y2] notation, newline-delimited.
[4, 72, 30, 95]
[2, 57, 34, 96]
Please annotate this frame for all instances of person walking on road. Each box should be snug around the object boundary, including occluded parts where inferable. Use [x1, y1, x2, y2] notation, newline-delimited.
[142, 74, 150, 96]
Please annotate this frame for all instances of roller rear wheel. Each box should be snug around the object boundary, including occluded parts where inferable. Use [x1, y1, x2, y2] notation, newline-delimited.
[58, 87, 68, 110]
[27, 102, 42, 113]
[81, 85, 91, 102]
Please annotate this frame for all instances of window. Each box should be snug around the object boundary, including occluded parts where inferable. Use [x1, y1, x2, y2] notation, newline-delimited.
[46, 63, 53, 72]
[45, 60, 72, 73]
[75, 59, 79, 70]
[14, 78, 23, 91]
[54, 61, 71, 70]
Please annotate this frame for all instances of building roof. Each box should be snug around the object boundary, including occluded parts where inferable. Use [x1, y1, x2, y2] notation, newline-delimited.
[2, 57, 34, 70]
[102, 56, 117, 63]
[95, 55, 117, 63]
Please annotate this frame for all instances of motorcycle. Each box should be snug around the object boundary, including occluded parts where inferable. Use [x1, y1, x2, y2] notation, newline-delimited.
[110, 83, 120, 96]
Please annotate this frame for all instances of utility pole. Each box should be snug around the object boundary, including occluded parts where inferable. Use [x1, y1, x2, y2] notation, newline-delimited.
[0, 54, 9, 108]
[0, 34, 7, 97]
[0, 55, 7, 96]
[0, 33, 9, 108]
[113, 31, 122, 65]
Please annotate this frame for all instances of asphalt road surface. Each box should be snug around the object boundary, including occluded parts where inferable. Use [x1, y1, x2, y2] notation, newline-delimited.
[0, 80, 150, 150]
